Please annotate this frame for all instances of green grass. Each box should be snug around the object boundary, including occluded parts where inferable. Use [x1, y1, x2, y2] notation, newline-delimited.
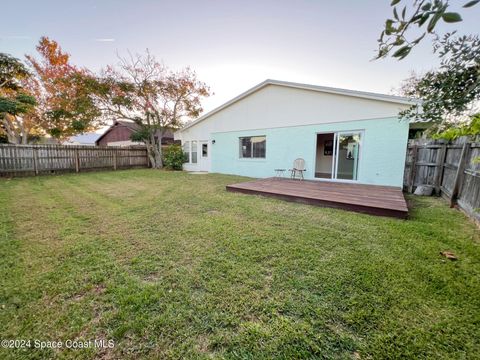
[0, 169, 479, 359]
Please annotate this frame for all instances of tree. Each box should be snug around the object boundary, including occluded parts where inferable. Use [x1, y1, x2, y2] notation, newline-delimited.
[0, 53, 37, 144]
[432, 113, 480, 139]
[25, 37, 102, 140]
[377, 0, 479, 59]
[92, 51, 210, 168]
[0, 52, 29, 89]
[397, 33, 480, 133]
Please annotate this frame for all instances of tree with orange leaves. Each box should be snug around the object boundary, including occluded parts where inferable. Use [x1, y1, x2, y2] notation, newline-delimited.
[25, 37, 102, 140]
[92, 51, 210, 168]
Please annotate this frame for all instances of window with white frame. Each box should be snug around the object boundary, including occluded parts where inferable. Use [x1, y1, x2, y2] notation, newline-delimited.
[191, 141, 198, 163]
[182, 140, 199, 164]
[239, 136, 266, 158]
[183, 141, 190, 162]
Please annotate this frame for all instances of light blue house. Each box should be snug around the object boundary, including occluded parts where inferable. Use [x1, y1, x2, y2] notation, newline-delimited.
[175, 80, 416, 188]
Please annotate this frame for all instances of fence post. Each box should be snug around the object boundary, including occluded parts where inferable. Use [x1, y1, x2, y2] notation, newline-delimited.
[408, 145, 418, 193]
[434, 143, 447, 195]
[113, 149, 117, 170]
[450, 142, 470, 208]
[75, 148, 80, 173]
[32, 147, 39, 176]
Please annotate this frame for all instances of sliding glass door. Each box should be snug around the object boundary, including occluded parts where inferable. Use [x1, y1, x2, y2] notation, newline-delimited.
[315, 131, 362, 181]
[334, 132, 361, 181]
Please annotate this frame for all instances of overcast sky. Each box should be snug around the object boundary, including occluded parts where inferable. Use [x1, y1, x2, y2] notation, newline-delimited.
[1, 0, 479, 115]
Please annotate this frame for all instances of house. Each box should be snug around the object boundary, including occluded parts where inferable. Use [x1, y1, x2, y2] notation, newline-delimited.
[174, 79, 420, 188]
[63, 133, 101, 146]
[95, 120, 176, 147]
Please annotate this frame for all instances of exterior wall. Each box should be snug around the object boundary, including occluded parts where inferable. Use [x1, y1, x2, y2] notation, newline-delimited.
[210, 117, 408, 187]
[175, 84, 411, 186]
[176, 84, 410, 139]
[182, 140, 211, 172]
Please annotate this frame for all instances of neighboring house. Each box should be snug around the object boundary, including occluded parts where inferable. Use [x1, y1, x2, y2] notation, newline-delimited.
[63, 133, 100, 146]
[95, 120, 176, 147]
[174, 79, 421, 188]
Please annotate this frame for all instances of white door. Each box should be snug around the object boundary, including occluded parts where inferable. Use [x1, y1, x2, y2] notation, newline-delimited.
[198, 141, 209, 171]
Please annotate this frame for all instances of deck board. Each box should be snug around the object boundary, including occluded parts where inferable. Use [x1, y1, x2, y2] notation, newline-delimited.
[226, 178, 408, 219]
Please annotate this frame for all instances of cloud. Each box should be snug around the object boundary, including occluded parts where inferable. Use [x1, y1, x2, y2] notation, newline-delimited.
[0, 35, 31, 40]
[94, 38, 115, 42]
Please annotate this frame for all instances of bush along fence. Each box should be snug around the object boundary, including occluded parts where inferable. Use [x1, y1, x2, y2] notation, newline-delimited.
[404, 136, 480, 221]
[0, 144, 149, 177]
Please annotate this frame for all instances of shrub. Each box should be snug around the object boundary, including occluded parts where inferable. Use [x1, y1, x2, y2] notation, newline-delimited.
[434, 113, 480, 140]
[163, 144, 187, 170]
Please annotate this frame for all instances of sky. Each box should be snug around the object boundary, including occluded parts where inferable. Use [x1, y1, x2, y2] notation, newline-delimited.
[1, 0, 479, 116]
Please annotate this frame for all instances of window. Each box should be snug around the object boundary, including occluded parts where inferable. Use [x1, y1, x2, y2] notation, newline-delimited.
[239, 136, 266, 158]
[182, 140, 202, 163]
[191, 141, 198, 163]
[183, 141, 190, 162]
[202, 143, 208, 157]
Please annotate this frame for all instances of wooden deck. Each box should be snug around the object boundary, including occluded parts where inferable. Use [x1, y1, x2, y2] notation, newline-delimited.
[226, 178, 408, 219]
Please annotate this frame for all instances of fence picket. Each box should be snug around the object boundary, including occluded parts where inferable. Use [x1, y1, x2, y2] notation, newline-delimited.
[0, 144, 148, 177]
[405, 136, 479, 222]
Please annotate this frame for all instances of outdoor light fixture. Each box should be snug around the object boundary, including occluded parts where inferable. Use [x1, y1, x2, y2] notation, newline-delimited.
[212, 140, 216, 144]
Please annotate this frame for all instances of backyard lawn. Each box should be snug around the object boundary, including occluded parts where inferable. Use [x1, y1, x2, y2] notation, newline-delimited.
[1, 169, 479, 359]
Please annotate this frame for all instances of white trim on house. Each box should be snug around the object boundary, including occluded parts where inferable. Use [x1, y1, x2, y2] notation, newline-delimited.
[178, 79, 419, 133]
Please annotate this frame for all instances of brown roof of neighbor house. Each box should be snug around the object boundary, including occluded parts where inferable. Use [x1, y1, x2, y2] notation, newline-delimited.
[95, 120, 175, 146]
[115, 120, 140, 132]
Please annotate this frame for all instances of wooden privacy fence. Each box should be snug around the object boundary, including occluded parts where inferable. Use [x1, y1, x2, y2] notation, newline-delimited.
[404, 136, 480, 221]
[0, 144, 149, 177]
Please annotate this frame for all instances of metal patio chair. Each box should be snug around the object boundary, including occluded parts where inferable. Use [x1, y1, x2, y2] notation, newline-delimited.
[289, 158, 306, 180]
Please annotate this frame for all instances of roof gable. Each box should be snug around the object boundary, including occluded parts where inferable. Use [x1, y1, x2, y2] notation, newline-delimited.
[179, 79, 418, 132]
